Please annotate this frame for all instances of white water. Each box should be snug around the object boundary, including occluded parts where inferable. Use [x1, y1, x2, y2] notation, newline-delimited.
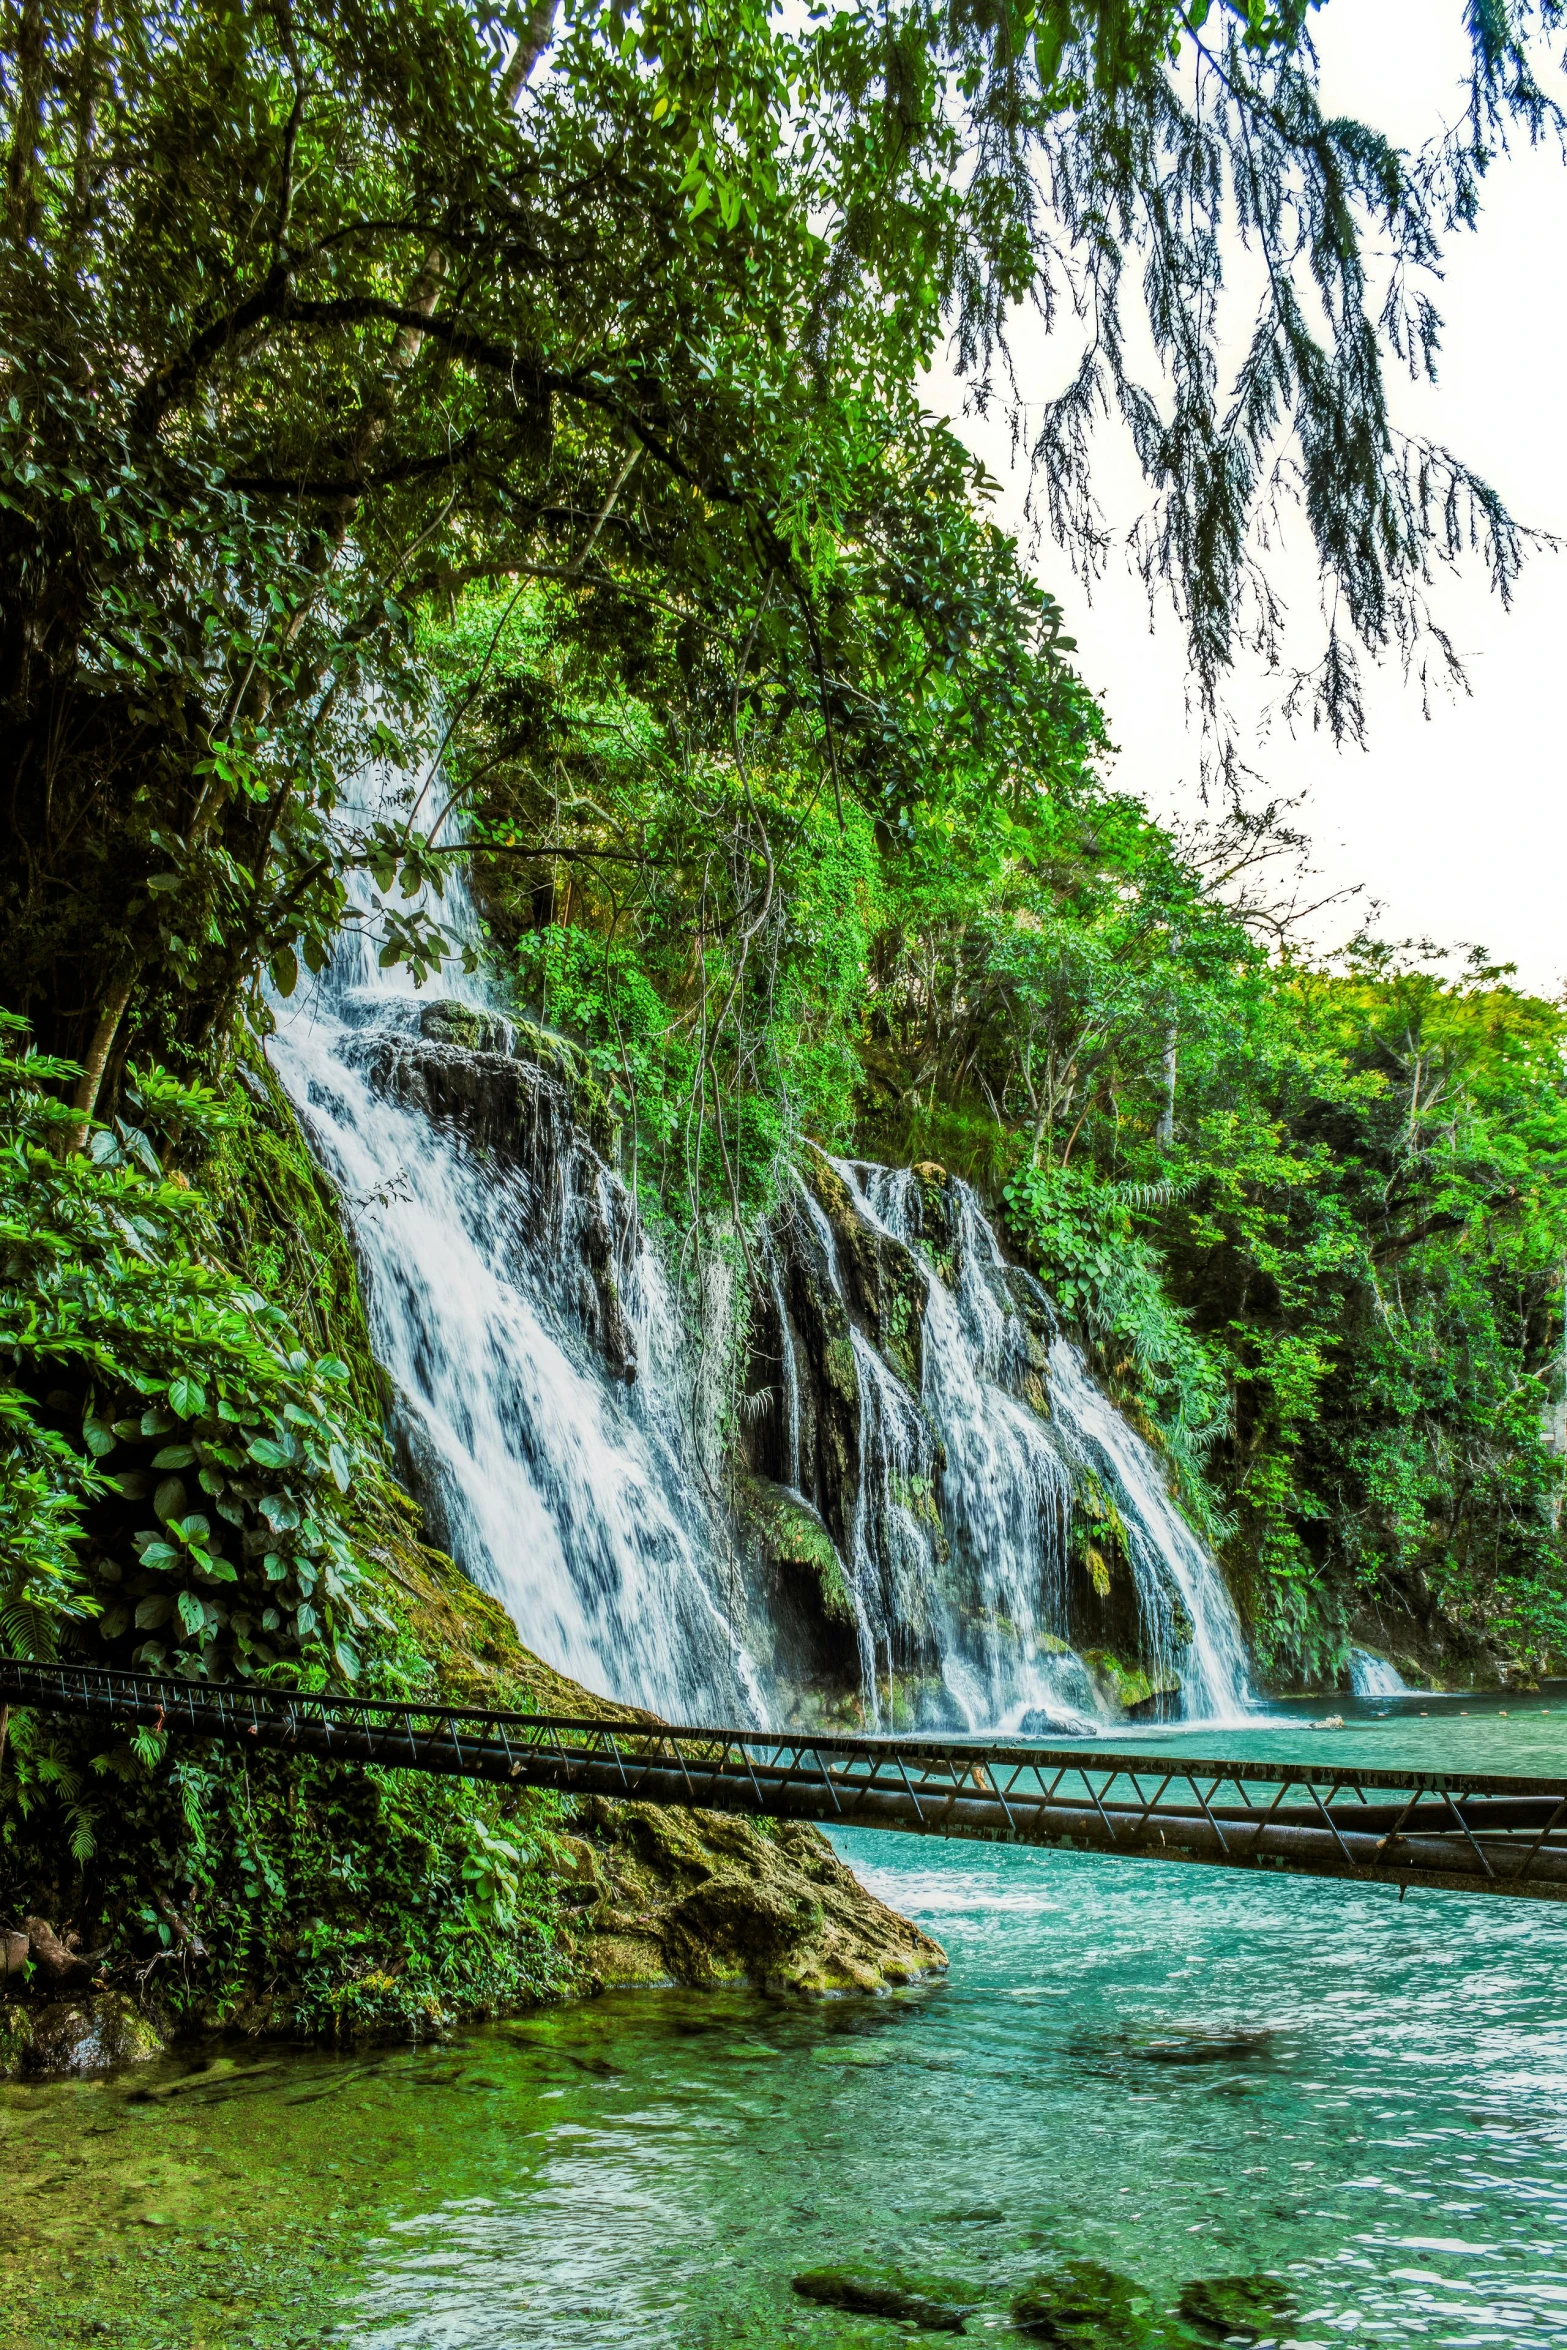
[268, 765, 757, 1721]
[268, 759, 1256, 1735]
[1349, 1647, 1411, 1698]
[830, 1160, 1255, 1730]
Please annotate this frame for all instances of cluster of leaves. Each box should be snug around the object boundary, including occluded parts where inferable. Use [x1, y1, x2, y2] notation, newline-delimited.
[923, 885, 1567, 1675]
[0, 1011, 380, 1679]
[0, 1705, 568, 2037]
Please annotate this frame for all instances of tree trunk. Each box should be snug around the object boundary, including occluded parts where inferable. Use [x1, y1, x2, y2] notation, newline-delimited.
[61, 967, 137, 1153]
[499, 0, 560, 105]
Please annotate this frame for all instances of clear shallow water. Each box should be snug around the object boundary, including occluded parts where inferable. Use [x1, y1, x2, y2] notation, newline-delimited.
[4, 1705, 1566, 2350]
[1104, 1685, 1567, 1779]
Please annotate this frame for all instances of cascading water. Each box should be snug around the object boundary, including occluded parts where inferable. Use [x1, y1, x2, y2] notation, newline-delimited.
[270, 757, 1256, 1736]
[268, 763, 756, 1722]
[1349, 1648, 1411, 1698]
[810, 1159, 1255, 1730]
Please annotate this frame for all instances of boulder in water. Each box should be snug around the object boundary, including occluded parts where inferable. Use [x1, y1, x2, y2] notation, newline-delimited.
[1018, 1707, 1091, 1738]
[416, 998, 511, 1056]
[1010, 2258, 1157, 2345]
[792, 2264, 981, 2331]
[11, 1991, 164, 2078]
[1177, 2273, 1299, 2342]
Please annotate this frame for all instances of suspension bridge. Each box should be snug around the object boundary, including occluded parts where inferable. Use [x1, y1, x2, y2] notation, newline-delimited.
[4, 1659, 1566, 1902]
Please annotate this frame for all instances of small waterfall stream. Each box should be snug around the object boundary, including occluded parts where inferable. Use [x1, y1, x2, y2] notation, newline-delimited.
[269, 766, 1256, 1733]
[1349, 1648, 1411, 1698]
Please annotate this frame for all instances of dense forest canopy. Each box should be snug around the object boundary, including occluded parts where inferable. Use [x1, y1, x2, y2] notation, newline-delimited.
[3, 0, 1567, 1694]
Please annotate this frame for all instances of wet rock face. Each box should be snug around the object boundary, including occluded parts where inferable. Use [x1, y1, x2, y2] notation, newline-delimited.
[740, 1148, 947, 1709]
[1, 1990, 164, 2079]
[735, 1475, 860, 1696]
[358, 1020, 637, 1382]
[807, 1151, 929, 1393]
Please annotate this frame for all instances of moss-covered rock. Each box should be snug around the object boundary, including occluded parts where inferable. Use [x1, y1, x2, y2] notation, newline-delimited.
[1177, 2274, 1299, 2343]
[1011, 2259, 1158, 2346]
[1080, 1651, 1182, 1718]
[792, 2264, 981, 2331]
[0, 2003, 34, 2077]
[568, 1796, 947, 1995]
[12, 1991, 163, 2078]
[740, 1475, 858, 1627]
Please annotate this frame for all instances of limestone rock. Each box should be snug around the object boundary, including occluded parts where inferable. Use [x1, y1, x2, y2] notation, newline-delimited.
[416, 999, 512, 1056]
[568, 1795, 947, 1995]
[18, 1991, 164, 2078]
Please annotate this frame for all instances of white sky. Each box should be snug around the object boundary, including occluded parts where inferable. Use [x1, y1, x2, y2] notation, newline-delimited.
[927, 0, 1567, 996]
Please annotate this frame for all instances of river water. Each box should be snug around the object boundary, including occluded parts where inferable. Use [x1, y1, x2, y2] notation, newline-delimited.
[3, 1695, 1565, 2348]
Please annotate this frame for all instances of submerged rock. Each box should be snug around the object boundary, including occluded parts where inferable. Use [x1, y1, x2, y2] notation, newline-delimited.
[1011, 2259, 1158, 2346]
[1127, 2029, 1274, 2067]
[792, 2264, 981, 2331]
[1177, 2274, 1299, 2343]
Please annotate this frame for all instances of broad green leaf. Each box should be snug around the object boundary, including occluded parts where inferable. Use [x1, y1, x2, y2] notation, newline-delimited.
[153, 1476, 188, 1522]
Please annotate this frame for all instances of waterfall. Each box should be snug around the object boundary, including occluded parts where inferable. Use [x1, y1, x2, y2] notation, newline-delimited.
[1349, 1648, 1411, 1698]
[818, 1159, 1255, 1730]
[268, 762, 757, 1723]
[269, 756, 1256, 1736]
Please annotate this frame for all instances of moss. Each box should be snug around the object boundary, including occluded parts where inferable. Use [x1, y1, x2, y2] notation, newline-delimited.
[0, 2003, 34, 2078]
[214, 1026, 386, 1426]
[1081, 1650, 1181, 1714]
[1177, 2274, 1299, 2343]
[509, 1014, 622, 1162]
[738, 1476, 857, 1626]
[1010, 2259, 1158, 2346]
[792, 2266, 982, 2331]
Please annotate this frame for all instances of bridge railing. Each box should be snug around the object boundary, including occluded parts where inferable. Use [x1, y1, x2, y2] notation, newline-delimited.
[3, 1658, 1566, 1901]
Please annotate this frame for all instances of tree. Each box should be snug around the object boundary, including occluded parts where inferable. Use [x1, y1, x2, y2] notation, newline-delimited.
[1, 0, 1561, 1130]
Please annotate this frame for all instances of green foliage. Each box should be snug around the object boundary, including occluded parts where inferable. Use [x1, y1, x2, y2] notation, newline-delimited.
[1002, 1163, 1229, 1523]
[2, 0, 1556, 1122]
[0, 1703, 568, 2038]
[0, 1011, 380, 1680]
[427, 585, 889, 1217]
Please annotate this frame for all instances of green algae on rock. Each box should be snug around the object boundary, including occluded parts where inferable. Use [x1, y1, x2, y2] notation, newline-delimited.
[1011, 2258, 1160, 2346]
[792, 2264, 982, 2331]
[1177, 2273, 1300, 2343]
